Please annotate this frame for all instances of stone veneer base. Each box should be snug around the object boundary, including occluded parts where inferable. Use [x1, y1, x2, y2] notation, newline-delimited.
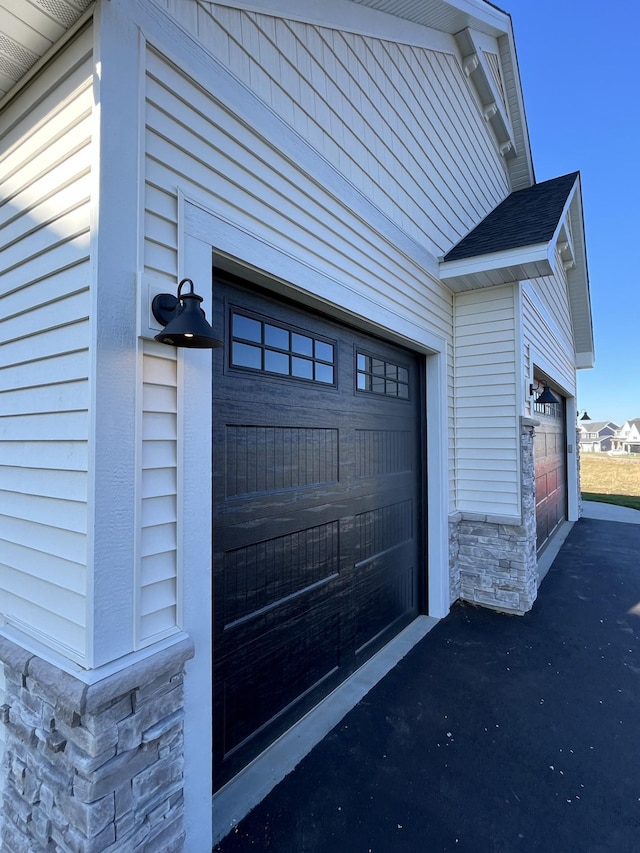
[0, 636, 194, 853]
[450, 417, 539, 615]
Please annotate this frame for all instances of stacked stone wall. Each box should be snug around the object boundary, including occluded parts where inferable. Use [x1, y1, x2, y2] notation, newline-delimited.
[0, 637, 193, 853]
[450, 418, 539, 615]
[576, 427, 583, 518]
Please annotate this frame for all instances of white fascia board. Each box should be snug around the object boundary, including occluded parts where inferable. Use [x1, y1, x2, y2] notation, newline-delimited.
[201, 0, 457, 53]
[549, 179, 578, 254]
[497, 30, 534, 188]
[576, 351, 595, 369]
[440, 241, 550, 282]
[564, 179, 594, 360]
[450, 0, 510, 32]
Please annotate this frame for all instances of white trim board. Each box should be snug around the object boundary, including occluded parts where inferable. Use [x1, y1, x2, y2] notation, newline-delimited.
[199, 0, 469, 52]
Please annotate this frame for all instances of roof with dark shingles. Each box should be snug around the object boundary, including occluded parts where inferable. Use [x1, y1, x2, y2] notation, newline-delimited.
[444, 171, 579, 262]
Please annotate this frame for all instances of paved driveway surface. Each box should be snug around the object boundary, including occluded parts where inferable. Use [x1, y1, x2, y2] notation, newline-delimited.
[214, 517, 640, 853]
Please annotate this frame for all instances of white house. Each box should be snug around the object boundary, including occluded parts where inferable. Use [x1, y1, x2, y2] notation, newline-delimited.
[0, 1, 594, 850]
[617, 419, 640, 453]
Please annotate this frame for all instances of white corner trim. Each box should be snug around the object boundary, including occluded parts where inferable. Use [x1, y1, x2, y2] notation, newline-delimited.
[426, 349, 451, 619]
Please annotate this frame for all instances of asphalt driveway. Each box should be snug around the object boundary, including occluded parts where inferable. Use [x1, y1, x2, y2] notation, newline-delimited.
[214, 514, 640, 853]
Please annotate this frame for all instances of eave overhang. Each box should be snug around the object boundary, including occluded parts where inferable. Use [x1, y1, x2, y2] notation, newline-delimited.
[0, 0, 94, 109]
[439, 241, 553, 290]
[440, 172, 595, 367]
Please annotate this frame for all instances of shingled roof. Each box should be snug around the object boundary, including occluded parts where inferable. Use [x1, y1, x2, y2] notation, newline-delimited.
[444, 172, 579, 262]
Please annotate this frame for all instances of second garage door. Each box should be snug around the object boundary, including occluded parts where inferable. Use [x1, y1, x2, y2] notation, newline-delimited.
[534, 388, 567, 553]
[212, 276, 425, 787]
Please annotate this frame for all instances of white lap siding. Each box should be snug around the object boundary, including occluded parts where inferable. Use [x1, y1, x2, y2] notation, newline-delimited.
[0, 27, 93, 664]
[454, 286, 519, 517]
[522, 273, 576, 401]
[138, 340, 179, 645]
[0, 661, 4, 808]
[530, 247, 575, 358]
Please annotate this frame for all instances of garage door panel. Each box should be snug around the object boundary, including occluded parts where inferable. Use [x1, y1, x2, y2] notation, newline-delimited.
[218, 606, 342, 760]
[354, 553, 416, 649]
[213, 275, 423, 788]
[534, 393, 566, 554]
[220, 519, 342, 630]
[355, 427, 414, 478]
[222, 423, 339, 499]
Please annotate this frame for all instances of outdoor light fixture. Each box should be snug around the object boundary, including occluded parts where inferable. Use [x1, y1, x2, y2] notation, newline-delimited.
[529, 380, 560, 405]
[152, 278, 223, 348]
[578, 410, 591, 421]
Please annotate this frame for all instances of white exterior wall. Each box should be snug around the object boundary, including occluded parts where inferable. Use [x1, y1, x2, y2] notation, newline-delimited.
[454, 285, 519, 516]
[522, 271, 577, 405]
[0, 0, 521, 659]
[137, 4, 512, 629]
[188, 2, 509, 256]
[532, 246, 574, 353]
[0, 26, 94, 664]
[137, 340, 179, 645]
[521, 269, 578, 522]
[0, 660, 4, 805]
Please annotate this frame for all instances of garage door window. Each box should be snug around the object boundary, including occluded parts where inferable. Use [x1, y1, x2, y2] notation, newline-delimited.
[231, 311, 335, 384]
[356, 351, 410, 399]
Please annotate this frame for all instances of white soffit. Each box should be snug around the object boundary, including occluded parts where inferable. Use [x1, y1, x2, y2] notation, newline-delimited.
[0, 0, 93, 102]
[439, 242, 553, 292]
[347, 0, 509, 37]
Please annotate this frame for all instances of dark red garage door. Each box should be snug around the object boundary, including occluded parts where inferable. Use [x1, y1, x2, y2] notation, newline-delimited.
[534, 390, 567, 553]
[212, 275, 424, 787]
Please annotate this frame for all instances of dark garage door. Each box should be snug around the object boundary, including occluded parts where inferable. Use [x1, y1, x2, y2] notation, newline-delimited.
[212, 275, 424, 787]
[534, 391, 567, 553]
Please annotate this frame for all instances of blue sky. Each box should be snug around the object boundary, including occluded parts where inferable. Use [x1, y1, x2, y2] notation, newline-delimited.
[504, 0, 639, 425]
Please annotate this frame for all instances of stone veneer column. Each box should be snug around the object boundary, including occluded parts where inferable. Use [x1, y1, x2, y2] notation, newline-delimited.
[576, 427, 584, 518]
[0, 636, 194, 853]
[451, 417, 539, 615]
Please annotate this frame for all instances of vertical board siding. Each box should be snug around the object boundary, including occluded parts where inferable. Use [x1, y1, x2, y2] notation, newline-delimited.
[138, 341, 179, 644]
[454, 287, 519, 516]
[0, 27, 93, 664]
[192, 4, 509, 258]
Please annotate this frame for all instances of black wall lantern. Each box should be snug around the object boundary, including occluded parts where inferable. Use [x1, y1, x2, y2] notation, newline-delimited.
[530, 380, 560, 405]
[152, 278, 223, 349]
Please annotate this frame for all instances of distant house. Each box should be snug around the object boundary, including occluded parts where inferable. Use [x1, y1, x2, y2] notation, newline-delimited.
[616, 419, 640, 453]
[0, 1, 594, 850]
[578, 421, 620, 452]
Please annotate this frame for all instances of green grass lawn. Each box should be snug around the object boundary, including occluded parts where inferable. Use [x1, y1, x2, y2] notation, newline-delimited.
[582, 492, 640, 512]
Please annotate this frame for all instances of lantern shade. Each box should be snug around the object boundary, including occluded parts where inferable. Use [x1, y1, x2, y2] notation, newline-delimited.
[152, 279, 223, 349]
[535, 385, 560, 405]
